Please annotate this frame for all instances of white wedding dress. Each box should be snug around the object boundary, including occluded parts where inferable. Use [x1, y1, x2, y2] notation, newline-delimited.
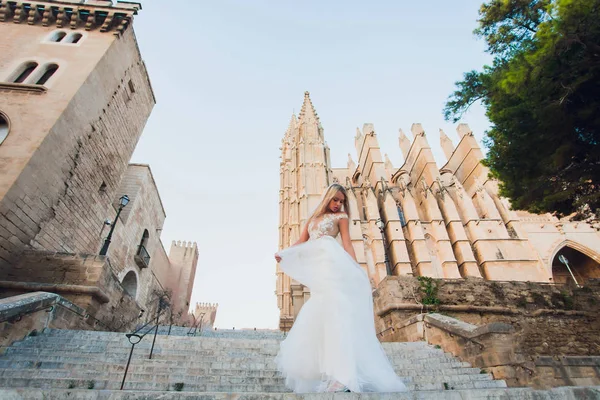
[275, 212, 408, 393]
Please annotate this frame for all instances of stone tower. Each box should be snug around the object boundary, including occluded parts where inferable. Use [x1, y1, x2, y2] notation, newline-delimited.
[0, 2, 208, 329]
[168, 241, 199, 318]
[276, 91, 332, 330]
[277, 93, 600, 330]
[0, 0, 153, 272]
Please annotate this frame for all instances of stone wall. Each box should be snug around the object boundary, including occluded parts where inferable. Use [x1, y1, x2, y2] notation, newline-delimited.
[108, 164, 168, 311]
[0, 23, 155, 272]
[0, 291, 140, 353]
[374, 277, 600, 357]
[0, 251, 143, 330]
[393, 312, 600, 389]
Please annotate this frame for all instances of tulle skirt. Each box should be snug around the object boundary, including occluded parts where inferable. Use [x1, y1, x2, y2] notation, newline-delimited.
[275, 236, 408, 393]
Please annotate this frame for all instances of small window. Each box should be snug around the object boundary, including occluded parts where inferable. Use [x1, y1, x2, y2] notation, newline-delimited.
[0, 113, 9, 145]
[139, 229, 149, 249]
[49, 31, 67, 42]
[36, 64, 59, 85]
[65, 33, 83, 44]
[13, 62, 38, 83]
[128, 79, 135, 93]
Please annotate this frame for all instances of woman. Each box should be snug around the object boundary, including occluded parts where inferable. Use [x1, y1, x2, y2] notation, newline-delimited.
[274, 184, 408, 393]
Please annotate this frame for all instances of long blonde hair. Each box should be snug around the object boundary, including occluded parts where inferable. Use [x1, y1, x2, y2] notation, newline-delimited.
[308, 183, 351, 222]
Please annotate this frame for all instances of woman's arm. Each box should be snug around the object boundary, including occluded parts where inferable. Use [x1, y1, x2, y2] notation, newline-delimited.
[275, 221, 310, 262]
[291, 222, 310, 247]
[338, 217, 358, 262]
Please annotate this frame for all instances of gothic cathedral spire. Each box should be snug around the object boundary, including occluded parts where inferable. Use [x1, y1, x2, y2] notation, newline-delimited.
[277, 92, 331, 330]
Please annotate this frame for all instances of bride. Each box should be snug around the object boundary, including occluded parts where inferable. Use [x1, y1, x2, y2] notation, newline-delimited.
[274, 183, 408, 393]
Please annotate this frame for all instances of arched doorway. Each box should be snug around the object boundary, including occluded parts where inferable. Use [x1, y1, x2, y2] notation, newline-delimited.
[551, 245, 600, 285]
[122, 270, 138, 299]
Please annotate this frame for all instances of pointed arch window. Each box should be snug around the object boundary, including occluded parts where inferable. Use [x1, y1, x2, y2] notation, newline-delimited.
[0, 113, 9, 145]
[12, 62, 38, 83]
[134, 229, 151, 268]
[35, 64, 59, 85]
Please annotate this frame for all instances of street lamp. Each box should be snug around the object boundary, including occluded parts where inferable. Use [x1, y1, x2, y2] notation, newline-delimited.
[558, 254, 581, 287]
[99, 195, 130, 256]
[376, 218, 392, 276]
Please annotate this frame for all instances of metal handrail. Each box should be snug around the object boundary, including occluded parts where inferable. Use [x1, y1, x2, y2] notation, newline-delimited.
[187, 312, 205, 336]
[120, 296, 170, 390]
[1, 298, 112, 331]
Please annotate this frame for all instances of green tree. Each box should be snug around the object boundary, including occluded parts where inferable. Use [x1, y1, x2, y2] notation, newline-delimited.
[444, 0, 600, 217]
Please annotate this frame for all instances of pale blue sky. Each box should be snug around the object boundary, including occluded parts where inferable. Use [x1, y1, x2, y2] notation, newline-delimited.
[131, 0, 492, 329]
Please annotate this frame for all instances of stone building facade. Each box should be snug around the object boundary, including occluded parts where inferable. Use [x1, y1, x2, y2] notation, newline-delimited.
[104, 163, 199, 321]
[276, 92, 600, 330]
[0, 1, 200, 328]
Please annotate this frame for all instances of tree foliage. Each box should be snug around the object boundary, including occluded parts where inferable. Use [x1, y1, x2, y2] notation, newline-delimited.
[444, 0, 600, 217]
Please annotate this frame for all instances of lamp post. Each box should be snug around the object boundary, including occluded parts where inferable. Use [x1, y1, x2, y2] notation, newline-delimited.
[558, 254, 581, 287]
[99, 194, 129, 256]
[376, 218, 392, 276]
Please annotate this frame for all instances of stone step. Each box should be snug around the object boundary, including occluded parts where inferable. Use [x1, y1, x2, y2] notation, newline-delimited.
[19, 337, 284, 347]
[3, 347, 453, 361]
[40, 330, 287, 341]
[140, 328, 288, 339]
[28, 331, 428, 342]
[34, 330, 432, 349]
[0, 354, 472, 370]
[11, 338, 437, 352]
[0, 361, 485, 377]
[0, 377, 508, 392]
[7, 346, 438, 360]
[19, 335, 432, 349]
[0, 328, 520, 396]
[10, 338, 436, 349]
[14, 338, 433, 353]
[0, 368, 497, 385]
[3, 387, 600, 400]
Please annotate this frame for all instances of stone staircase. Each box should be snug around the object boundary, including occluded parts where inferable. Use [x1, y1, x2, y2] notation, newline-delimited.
[0, 328, 598, 399]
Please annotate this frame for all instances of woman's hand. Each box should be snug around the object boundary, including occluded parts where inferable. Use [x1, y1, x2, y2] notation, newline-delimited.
[274, 253, 282, 263]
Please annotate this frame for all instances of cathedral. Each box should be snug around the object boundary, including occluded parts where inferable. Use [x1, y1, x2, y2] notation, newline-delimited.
[276, 92, 600, 330]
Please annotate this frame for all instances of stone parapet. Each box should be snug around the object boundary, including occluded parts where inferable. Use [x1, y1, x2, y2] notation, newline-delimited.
[393, 312, 600, 389]
[0, 251, 143, 331]
[375, 276, 600, 388]
[375, 276, 600, 358]
[0, 0, 140, 35]
[0, 291, 130, 352]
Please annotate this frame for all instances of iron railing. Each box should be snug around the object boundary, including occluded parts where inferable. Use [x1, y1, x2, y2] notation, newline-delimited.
[120, 296, 170, 390]
[187, 312, 205, 337]
[0, 297, 111, 330]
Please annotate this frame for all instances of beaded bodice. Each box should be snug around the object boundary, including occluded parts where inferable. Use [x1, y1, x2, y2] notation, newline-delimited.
[308, 213, 348, 240]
